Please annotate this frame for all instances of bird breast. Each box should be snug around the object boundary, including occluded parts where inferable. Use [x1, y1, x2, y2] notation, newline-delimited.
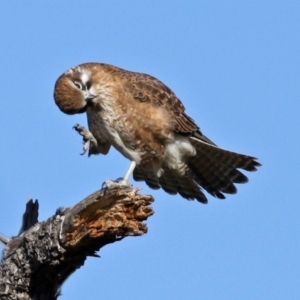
[86, 84, 179, 166]
[87, 77, 197, 176]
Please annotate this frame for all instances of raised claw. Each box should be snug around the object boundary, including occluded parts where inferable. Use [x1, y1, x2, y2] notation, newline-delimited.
[73, 124, 98, 155]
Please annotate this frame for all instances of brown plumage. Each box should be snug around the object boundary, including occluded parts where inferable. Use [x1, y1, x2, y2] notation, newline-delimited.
[54, 62, 261, 203]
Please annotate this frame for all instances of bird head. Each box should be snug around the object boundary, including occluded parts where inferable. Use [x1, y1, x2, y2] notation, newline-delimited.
[54, 66, 96, 115]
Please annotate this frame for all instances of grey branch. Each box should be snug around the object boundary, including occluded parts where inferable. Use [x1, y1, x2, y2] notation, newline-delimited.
[0, 234, 10, 246]
[18, 198, 39, 235]
[0, 186, 154, 300]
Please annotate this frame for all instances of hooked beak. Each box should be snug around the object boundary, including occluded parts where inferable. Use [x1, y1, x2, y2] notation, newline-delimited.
[85, 92, 96, 102]
[80, 92, 96, 112]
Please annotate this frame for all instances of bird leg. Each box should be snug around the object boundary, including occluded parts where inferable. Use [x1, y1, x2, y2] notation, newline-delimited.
[73, 124, 98, 155]
[122, 161, 137, 184]
[102, 161, 136, 189]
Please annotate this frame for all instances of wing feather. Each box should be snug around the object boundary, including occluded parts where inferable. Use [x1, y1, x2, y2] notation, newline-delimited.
[120, 69, 199, 133]
[189, 138, 261, 199]
[102, 64, 261, 202]
[133, 165, 208, 203]
[86, 108, 111, 155]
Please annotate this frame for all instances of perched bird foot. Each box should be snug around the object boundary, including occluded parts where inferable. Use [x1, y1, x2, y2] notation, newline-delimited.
[102, 178, 133, 189]
[73, 124, 98, 155]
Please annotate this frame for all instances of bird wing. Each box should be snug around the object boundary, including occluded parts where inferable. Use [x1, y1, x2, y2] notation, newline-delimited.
[86, 108, 111, 155]
[188, 139, 261, 200]
[121, 69, 216, 145]
[112, 66, 261, 202]
[133, 165, 209, 203]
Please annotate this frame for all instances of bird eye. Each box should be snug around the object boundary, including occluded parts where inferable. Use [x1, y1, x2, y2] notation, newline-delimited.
[74, 82, 83, 90]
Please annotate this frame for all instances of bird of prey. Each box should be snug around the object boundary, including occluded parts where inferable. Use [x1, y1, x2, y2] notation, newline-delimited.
[54, 63, 260, 203]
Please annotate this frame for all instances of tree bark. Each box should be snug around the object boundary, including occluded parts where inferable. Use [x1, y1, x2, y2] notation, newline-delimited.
[0, 186, 154, 300]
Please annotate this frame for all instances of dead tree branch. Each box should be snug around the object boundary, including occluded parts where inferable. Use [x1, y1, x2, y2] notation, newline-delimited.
[0, 186, 154, 300]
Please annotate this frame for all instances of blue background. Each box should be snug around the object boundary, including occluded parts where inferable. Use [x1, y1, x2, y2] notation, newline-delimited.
[0, 1, 299, 299]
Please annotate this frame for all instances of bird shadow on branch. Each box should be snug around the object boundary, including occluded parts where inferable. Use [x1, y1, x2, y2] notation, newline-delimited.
[0, 185, 154, 300]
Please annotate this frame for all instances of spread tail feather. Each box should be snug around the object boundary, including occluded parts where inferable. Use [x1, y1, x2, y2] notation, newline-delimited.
[189, 138, 260, 199]
[133, 166, 208, 203]
[133, 137, 260, 203]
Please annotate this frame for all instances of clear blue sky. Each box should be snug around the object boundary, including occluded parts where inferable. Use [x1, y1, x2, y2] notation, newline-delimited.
[0, 1, 299, 299]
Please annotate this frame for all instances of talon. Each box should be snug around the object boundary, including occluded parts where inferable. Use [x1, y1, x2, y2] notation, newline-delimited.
[81, 139, 90, 155]
[73, 124, 98, 155]
[115, 177, 125, 183]
[101, 180, 108, 189]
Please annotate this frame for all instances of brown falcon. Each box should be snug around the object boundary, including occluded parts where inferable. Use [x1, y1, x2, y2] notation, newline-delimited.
[54, 63, 260, 203]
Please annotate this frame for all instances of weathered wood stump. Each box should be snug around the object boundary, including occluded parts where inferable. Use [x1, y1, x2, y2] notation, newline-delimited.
[0, 186, 154, 300]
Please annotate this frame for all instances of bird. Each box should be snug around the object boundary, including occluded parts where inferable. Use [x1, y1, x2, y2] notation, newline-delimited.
[54, 62, 261, 203]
